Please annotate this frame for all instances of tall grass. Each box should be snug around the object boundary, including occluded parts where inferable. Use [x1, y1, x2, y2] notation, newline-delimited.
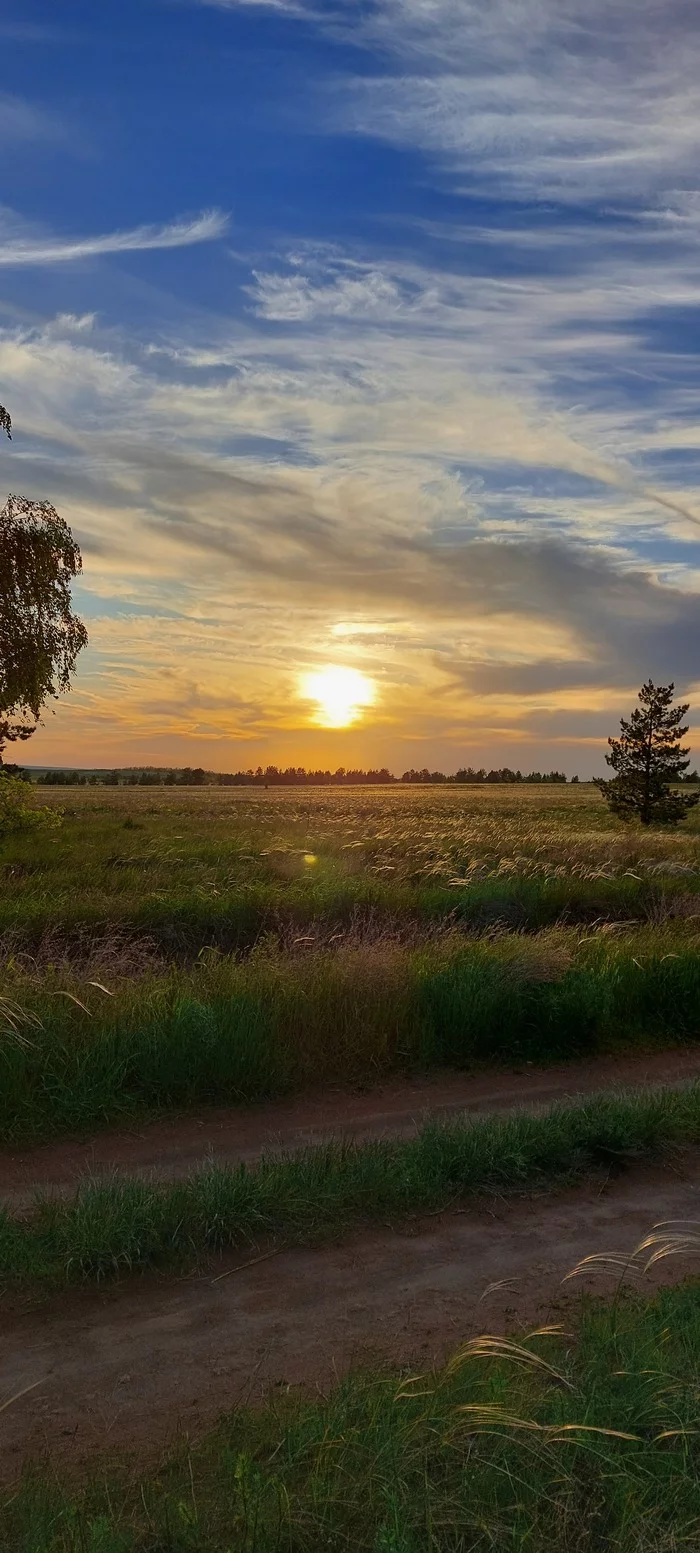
[2, 783, 700, 951]
[2, 929, 700, 1143]
[3, 1085, 700, 1284]
[6, 1276, 700, 1549]
[4, 870, 697, 951]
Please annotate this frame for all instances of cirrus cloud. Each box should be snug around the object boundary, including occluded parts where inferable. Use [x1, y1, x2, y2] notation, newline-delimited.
[0, 208, 228, 267]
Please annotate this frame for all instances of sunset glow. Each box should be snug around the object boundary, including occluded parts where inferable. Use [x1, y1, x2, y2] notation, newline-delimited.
[300, 666, 377, 729]
[4, 1, 700, 777]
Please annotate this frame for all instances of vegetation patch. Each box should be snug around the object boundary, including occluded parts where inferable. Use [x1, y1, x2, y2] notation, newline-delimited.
[2, 783, 700, 953]
[2, 926, 700, 1143]
[3, 1085, 700, 1284]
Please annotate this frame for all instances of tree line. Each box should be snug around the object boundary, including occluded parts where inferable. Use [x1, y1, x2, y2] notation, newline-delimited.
[35, 764, 580, 787]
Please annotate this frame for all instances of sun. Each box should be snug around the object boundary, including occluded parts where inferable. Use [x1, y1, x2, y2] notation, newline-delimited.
[300, 665, 377, 728]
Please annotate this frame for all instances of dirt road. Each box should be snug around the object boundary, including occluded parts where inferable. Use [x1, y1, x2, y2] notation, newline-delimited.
[3, 1150, 700, 1471]
[3, 1046, 700, 1210]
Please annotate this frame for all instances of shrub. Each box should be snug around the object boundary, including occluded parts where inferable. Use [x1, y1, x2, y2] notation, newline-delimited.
[0, 772, 62, 836]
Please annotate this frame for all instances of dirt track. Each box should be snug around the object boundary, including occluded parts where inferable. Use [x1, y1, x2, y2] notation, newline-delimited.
[4, 1049, 700, 1473]
[3, 1046, 700, 1210]
[3, 1151, 700, 1472]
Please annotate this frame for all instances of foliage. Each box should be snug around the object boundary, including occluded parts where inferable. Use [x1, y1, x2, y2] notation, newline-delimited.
[0, 494, 88, 754]
[0, 771, 62, 838]
[33, 762, 577, 785]
[596, 679, 700, 825]
[0, 403, 11, 438]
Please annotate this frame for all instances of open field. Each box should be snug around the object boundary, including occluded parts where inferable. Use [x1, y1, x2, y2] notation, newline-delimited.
[3, 784, 700, 1143]
[5, 783, 700, 1545]
[4, 782, 700, 947]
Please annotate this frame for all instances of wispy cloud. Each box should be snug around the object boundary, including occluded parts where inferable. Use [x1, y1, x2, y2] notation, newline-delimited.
[193, 1, 309, 9]
[0, 92, 61, 144]
[216, 0, 700, 210]
[333, 0, 700, 205]
[0, 209, 228, 267]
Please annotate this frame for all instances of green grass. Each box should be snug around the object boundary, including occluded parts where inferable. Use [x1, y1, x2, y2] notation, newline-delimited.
[3, 1085, 700, 1285]
[6, 1277, 700, 1549]
[3, 872, 676, 949]
[3, 928, 700, 1144]
[4, 786, 700, 1148]
[2, 783, 700, 951]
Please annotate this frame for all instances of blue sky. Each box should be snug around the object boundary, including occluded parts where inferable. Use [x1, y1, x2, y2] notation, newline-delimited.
[2, 0, 700, 773]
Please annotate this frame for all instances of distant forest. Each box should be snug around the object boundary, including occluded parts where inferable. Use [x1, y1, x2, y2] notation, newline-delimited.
[33, 764, 578, 787]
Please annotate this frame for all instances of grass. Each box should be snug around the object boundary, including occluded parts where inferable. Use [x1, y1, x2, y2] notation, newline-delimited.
[2, 783, 700, 950]
[6, 1276, 700, 1549]
[3, 1084, 700, 1284]
[3, 785, 700, 1147]
[2, 925, 700, 1143]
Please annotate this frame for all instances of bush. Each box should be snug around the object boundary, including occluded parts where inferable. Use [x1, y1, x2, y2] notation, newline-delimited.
[0, 772, 62, 836]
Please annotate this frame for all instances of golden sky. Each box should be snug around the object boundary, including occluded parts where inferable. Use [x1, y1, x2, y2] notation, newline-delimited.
[3, 0, 700, 775]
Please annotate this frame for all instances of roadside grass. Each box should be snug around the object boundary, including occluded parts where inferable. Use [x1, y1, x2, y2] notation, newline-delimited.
[6, 1276, 700, 1550]
[3, 1085, 700, 1284]
[2, 927, 700, 1143]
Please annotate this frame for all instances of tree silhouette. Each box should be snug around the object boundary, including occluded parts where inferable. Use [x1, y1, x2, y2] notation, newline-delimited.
[595, 680, 700, 825]
[0, 407, 87, 760]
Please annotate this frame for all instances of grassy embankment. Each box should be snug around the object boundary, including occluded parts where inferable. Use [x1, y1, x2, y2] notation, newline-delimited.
[6, 1275, 700, 1550]
[3, 1085, 700, 1284]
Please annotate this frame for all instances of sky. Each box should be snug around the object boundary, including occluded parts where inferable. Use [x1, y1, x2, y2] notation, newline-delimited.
[2, 0, 700, 776]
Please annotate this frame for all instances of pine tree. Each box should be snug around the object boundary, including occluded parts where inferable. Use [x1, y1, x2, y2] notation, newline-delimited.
[596, 680, 700, 825]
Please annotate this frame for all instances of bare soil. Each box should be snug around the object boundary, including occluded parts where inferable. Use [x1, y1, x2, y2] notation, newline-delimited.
[3, 1150, 700, 1473]
[3, 1047, 700, 1211]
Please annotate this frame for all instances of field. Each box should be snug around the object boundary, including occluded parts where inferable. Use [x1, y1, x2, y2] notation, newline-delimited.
[6, 782, 700, 948]
[4, 782, 700, 1548]
[3, 783, 700, 1139]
